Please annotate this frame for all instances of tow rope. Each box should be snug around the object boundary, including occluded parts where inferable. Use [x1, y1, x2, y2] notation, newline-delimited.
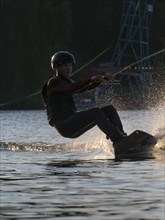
[0, 48, 164, 107]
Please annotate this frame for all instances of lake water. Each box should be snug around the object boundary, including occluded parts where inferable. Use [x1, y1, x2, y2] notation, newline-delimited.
[0, 108, 165, 220]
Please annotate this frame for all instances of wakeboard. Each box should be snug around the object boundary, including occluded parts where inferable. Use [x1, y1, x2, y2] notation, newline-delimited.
[114, 130, 157, 159]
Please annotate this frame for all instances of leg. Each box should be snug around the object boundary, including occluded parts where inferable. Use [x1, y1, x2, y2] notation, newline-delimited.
[54, 107, 124, 142]
[101, 105, 126, 134]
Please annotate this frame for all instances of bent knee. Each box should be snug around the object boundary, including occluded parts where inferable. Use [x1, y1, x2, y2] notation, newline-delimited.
[89, 107, 103, 116]
[106, 105, 117, 112]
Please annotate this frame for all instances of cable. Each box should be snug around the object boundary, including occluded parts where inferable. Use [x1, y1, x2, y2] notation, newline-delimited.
[0, 48, 164, 107]
[0, 91, 41, 107]
[0, 47, 110, 107]
[111, 48, 165, 77]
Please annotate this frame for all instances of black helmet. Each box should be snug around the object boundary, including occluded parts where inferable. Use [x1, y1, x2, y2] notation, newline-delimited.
[51, 51, 75, 69]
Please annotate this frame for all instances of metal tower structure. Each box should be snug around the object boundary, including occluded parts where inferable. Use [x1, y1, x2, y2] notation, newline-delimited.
[110, 0, 154, 99]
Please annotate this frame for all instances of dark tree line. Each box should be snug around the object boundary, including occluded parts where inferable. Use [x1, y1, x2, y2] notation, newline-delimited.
[0, 0, 164, 109]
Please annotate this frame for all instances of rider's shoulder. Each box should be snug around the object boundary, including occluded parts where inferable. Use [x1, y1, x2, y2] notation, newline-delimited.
[47, 76, 61, 87]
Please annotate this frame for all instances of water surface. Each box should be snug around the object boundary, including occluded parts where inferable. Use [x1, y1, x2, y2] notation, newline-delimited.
[0, 109, 165, 219]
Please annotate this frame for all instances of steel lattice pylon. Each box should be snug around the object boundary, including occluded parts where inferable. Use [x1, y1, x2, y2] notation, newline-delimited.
[110, 0, 154, 99]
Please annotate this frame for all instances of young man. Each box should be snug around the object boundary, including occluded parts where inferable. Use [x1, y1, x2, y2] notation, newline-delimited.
[42, 51, 127, 145]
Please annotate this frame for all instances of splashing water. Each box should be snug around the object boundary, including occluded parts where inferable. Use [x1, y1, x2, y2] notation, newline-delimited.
[0, 107, 164, 160]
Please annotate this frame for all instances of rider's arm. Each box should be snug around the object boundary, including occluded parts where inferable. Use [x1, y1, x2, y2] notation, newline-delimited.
[47, 76, 103, 96]
[75, 81, 101, 93]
